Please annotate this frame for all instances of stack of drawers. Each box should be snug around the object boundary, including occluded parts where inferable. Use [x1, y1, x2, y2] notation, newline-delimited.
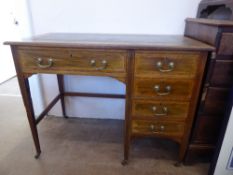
[130, 50, 207, 162]
[185, 18, 233, 161]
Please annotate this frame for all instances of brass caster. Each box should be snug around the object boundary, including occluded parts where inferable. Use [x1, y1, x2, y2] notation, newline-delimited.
[121, 159, 128, 166]
[34, 151, 41, 159]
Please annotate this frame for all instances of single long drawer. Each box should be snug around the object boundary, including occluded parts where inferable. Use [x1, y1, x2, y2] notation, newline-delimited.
[17, 47, 127, 73]
[218, 33, 233, 56]
[131, 120, 185, 137]
[134, 51, 199, 78]
[132, 100, 189, 121]
[134, 78, 194, 101]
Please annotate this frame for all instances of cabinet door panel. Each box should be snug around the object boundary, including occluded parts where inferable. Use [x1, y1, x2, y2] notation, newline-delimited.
[191, 115, 222, 144]
[201, 87, 229, 115]
[210, 60, 233, 87]
[218, 33, 233, 56]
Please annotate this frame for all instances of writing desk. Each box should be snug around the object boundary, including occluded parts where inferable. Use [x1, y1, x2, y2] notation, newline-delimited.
[5, 33, 214, 165]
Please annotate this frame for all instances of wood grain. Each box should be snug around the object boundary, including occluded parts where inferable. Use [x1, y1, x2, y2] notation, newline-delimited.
[17, 47, 127, 75]
[185, 20, 219, 45]
[133, 78, 194, 101]
[218, 33, 233, 55]
[186, 18, 233, 27]
[5, 33, 214, 51]
[132, 100, 189, 121]
[210, 60, 233, 87]
[6, 33, 212, 163]
[131, 120, 185, 139]
[201, 87, 230, 115]
[185, 17, 233, 162]
[134, 51, 200, 78]
[191, 115, 222, 144]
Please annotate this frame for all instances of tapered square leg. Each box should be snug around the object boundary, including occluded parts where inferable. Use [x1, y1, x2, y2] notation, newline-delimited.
[57, 74, 68, 118]
[18, 76, 41, 158]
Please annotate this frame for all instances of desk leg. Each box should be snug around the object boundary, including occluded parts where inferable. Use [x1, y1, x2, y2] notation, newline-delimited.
[122, 86, 131, 166]
[122, 52, 134, 166]
[122, 99, 130, 166]
[57, 75, 68, 118]
[19, 76, 41, 158]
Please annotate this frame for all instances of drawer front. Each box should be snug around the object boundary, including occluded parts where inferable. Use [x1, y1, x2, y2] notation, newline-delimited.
[17, 47, 127, 73]
[218, 33, 233, 56]
[201, 87, 230, 115]
[191, 115, 222, 144]
[210, 60, 233, 87]
[135, 51, 199, 78]
[185, 21, 219, 46]
[132, 100, 189, 121]
[132, 120, 185, 137]
[134, 78, 194, 101]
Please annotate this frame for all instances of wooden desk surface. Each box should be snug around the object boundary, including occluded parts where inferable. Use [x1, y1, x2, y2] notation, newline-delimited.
[5, 33, 214, 51]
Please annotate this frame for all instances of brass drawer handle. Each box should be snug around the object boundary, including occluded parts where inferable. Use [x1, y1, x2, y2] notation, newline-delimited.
[156, 61, 174, 72]
[36, 58, 53, 69]
[150, 124, 165, 133]
[90, 59, 108, 70]
[154, 85, 171, 96]
[152, 106, 168, 116]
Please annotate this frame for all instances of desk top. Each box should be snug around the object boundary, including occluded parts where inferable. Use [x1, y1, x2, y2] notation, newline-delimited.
[5, 33, 214, 51]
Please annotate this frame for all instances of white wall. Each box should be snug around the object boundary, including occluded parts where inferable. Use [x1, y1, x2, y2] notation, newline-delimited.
[0, 0, 44, 115]
[29, 0, 201, 35]
[0, 0, 31, 83]
[28, 0, 201, 119]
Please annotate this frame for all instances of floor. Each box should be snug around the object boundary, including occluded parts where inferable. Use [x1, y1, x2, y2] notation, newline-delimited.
[0, 78, 210, 175]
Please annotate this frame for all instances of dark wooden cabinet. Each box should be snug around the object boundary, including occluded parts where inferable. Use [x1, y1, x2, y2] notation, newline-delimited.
[197, 0, 233, 20]
[184, 18, 233, 162]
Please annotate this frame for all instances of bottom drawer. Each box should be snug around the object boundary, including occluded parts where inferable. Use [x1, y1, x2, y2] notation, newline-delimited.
[131, 120, 185, 137]
[191, 115, 222, 144]
[201, 87, 229, 115]
[210, 60, 233, 87]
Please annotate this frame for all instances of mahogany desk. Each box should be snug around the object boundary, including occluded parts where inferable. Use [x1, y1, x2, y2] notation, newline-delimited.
[5, 33, 214, 165]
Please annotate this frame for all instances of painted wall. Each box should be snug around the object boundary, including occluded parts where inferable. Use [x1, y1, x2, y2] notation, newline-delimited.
[28, 0, 201, 119]
[0, 0, 44, 115]
[0, 0, 31, 83]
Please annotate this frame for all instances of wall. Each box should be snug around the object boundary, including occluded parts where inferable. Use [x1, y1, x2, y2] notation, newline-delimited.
[0, 0, 44, 115]
[28, 0, 201, 119]
[0, 0, 31, 83]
